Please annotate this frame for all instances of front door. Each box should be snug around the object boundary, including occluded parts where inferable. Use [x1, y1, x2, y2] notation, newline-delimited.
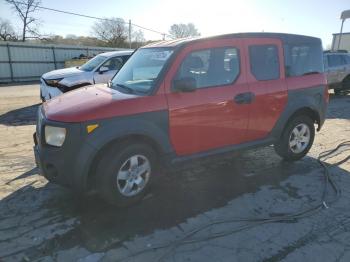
[93, 57, 123, 84]
[164, 39, 251, 156]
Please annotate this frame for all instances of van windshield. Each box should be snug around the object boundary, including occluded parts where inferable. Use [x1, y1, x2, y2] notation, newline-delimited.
[110, 48, 174, 94]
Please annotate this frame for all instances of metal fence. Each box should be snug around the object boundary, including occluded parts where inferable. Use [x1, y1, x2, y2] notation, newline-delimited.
[0, 41, 127, 83]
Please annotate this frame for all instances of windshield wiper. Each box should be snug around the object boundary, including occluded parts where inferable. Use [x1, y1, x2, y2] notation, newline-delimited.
[115, 83, 135, 94]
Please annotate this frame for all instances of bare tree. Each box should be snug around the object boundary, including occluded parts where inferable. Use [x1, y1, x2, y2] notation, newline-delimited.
[169, 23, 200, 39]
[131, 29, 146, 48]
[0, 18, 17, 41]
[5, 0, 41, 42]
[92, 18, 128, 47]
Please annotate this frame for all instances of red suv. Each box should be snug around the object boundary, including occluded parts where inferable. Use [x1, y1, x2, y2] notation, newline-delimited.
[34, 33, 328, 206]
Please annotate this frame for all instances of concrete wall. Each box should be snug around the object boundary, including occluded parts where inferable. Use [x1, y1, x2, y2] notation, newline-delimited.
[0, 42, 127, 83]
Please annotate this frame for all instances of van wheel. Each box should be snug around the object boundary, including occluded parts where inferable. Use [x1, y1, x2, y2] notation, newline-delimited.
[96, 143, 157, 207]
[274, 116, 315, 161]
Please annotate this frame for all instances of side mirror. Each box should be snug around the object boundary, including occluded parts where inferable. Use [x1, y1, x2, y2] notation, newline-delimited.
[172, 77, 196, 92]
[99, 66, 109, 74]
[107, 80, 112, 87]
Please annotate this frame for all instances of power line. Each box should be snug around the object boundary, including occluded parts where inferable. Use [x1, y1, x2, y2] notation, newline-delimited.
[10, 0, 171, 38]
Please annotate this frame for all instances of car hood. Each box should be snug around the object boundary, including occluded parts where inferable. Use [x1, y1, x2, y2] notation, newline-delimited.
[43, 84, 143, 122]
[42, 67, 84, 79]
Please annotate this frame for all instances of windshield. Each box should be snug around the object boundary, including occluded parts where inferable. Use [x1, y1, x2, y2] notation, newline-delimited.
[80, 55, 107, 72]
[111, 48, 174, 94]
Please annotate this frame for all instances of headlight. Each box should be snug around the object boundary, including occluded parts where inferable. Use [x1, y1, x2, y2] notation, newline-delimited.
[45, 125, 66, 147]
[45, 78, 63, 87]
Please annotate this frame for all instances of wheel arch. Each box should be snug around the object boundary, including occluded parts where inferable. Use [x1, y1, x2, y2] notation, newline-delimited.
[282, 107, 321, 135]
[86, 134, 163, 190]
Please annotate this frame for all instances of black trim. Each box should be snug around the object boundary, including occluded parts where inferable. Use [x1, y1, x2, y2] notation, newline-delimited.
[34, 111, 88, 189]
[34, 109, 171, 192]
[270, 85, 327, 138]
[168, 137, 275, 164]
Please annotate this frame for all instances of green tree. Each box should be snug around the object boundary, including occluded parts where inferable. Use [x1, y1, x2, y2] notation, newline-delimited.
[169, 23, 200, 39]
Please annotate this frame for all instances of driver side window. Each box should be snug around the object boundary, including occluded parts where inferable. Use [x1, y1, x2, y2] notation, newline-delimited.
[101, 57, 123, 71]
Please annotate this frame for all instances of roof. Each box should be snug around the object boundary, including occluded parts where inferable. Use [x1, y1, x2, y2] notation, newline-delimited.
[324, 50, 349, 54]
[143, 32, 322, 49]
[99, 50, 134, 57]
[333, 32, 350, 36]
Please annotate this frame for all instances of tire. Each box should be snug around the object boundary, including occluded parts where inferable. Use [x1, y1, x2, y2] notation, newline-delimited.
[96, 143, 157, 207]
[274, 115, 315, 161]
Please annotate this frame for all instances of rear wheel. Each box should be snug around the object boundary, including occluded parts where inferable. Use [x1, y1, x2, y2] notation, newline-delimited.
[274, 116, 315, 161]
[96, 143, 157, 207]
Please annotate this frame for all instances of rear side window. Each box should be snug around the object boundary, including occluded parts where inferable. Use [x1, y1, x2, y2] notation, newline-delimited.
[285, 43, 323, 77]
[328, 55, 346, 67]
[175, 47, 240, 89]
[328, 54, 350, 67]
[249, 45, 280, 81]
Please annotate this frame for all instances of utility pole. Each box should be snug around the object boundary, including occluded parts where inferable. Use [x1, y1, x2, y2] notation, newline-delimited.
[129, 19, 132, 49]
[337, 10, 350, 50]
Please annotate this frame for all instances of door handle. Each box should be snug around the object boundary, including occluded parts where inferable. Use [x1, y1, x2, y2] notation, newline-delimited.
[234, 92, 255, 104]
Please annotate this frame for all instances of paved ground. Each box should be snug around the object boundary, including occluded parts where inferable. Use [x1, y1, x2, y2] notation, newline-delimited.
[0, 84, 349, 262]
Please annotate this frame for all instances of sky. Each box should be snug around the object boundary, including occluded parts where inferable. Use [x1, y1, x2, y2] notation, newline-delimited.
[0, 0, 349, 48]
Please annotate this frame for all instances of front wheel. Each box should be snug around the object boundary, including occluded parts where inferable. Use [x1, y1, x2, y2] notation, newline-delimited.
[96, 143, 157, 207]
[274, 116, 315, 161]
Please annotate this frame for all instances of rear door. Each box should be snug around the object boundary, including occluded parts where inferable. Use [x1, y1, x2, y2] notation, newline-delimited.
[339, 54, 350, 81]
[327, 54, 346, 85]
[243, 38, 288, 141]
[164, 38, 251, 156]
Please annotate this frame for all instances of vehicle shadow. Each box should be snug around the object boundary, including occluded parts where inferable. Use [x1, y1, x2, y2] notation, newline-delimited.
[327, 94, 350, 120]
[1, 147, 347, 261]
[0, 104, 39, 126]
[0, 81, 40, 87]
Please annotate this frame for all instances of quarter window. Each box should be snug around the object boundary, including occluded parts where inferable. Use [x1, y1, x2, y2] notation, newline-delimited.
[285, 43, 323, 76]
[175, 47, 240, 89]
[249, 45, 280, 81]
[344, 55, 350, 64]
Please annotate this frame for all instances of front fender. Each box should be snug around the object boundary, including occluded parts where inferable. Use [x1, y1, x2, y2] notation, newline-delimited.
[72, 111, 172, 190]
[85, 111, 171, 153]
